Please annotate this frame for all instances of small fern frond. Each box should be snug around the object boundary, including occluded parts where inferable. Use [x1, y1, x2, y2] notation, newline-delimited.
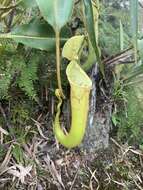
[18, 55, 39, 100]
[0, 73, 12, 99]
[0, 50, 39, 101]
[0, 37, 15, 47]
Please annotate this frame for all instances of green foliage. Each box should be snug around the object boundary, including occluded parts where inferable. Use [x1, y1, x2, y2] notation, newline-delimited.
[102, 1, 143, 146]
[99, 21, 121, 55]
[0, 145, 7, 161]
[12, 144, 24, 164]
[0, 72, 12, 99]
[113, 60, 143, 145]
[112, 0, 143, 143]
[0, 49, 39, 100]
[11, 103, 31, 126]
[99, 0, 131, 55]
[117, 85, 143, 145]
[18, 56, 38, 99]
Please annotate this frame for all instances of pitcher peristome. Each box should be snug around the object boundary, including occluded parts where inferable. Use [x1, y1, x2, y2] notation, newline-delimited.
[53, 60, 92, 148]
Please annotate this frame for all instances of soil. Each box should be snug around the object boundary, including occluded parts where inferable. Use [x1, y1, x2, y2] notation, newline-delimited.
[1, 134, 142, 190]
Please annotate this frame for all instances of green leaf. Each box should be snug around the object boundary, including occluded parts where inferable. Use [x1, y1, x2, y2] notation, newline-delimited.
[138, 39, 143, 59]
[130, 0, 138, 39]
[83, 0, 98, 57]
[130, 0, 138, 63]
[36, 0, 74, 31]
[119, 20, 124, 51]
[83, 0, 104, 77]
[0, 19, 70, 51]
[62, 35, 85, 61]
[112, 114, 118, 126]
[12, 144, 24, 164]
[20, 0, 37, 8]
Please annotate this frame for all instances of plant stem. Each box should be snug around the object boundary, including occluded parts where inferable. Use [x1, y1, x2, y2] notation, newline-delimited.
[55, 30, 65, 99]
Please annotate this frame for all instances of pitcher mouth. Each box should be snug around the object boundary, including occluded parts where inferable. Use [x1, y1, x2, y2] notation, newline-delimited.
[66, 61, 92, 89]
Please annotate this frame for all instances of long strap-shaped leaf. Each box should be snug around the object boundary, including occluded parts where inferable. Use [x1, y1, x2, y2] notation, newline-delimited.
[83, 0, 104, 77]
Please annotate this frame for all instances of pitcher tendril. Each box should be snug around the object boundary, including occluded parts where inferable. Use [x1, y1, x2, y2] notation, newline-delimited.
[55, 30, 65, 99]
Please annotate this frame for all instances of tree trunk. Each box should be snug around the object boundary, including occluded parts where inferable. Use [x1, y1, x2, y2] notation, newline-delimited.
[81, 64, 111, 152]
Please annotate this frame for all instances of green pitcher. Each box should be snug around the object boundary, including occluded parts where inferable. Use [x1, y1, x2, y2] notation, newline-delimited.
[54, 60, 92, 148]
